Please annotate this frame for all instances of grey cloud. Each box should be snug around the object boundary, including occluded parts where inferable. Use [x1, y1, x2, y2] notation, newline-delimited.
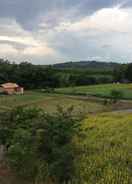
[0, 0, 81, 29]
[0, 0, 124, 30]
[121, 0, 132, 7]
[0, 0, 132, 64]
[0, 40, 28, 51]
[101, 44, 112, 49]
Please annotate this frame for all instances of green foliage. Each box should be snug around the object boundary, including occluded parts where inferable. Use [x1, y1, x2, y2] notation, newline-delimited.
[113, 65, 126, 82]
[75, 112, 132, 184]
[54, 61, 119, 72]
[0, 58, 113, 89]
[110, 90, 124, 103]
[1, 58, 132, 89]
[125, 63, 132, 82]
[103, 99, 109, 106]
[0, 106, 80, 184]
[112, 63, 132, 83]
[42, 87, 55, 93]
[0, 105, 132, 183]
[8, 128, 37, 180]
[36, 106, 80, 183]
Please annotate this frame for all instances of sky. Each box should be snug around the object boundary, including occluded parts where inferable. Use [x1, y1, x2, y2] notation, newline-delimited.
[0, 0, 132, 64]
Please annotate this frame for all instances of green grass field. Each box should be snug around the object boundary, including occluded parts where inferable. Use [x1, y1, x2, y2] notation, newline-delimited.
[1, 85, 132, 114]
[0, 91, 104, 114]
[75, 111, 132, 183]
[56, 83, 132, 99]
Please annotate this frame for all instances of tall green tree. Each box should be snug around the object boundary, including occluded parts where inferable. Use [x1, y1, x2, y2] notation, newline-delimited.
[0, 107, 80, 184]
[125, 63, 132, 82]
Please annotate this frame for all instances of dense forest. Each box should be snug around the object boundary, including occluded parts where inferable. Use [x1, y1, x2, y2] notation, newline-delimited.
[0, 58, 132, 89]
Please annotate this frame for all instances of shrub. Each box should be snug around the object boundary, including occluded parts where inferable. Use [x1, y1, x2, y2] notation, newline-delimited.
[0, 107, 80, 184]
[110, 90, 124, 103]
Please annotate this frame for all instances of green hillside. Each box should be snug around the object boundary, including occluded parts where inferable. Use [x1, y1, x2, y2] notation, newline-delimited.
[56, 83, 132, 99]
[53, 61, 119, 71]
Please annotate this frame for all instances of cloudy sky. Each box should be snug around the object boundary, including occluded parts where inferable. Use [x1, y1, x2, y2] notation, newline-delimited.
[0, 0, 132, 64]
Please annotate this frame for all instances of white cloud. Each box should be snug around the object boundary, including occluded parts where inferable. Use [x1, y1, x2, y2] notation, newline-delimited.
[0, 35, 38, 46]
[56, 6, 132, 33]
[23, 45, 55, 56]
[0, 18, 55, 61]
[0, 44, 18, 55]
[47, 6, 132, 62]
[1, 5, 132, 63]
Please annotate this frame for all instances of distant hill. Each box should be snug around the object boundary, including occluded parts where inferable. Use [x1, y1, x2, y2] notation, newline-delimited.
[53, 61, 120, 71]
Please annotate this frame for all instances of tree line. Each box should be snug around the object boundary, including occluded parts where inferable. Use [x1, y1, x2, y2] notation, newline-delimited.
[0, 59, 113, 89]
[114, 63, 132, 83]
[1, 58, 132, 89]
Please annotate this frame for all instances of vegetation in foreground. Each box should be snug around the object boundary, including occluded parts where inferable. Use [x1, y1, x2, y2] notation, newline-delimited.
[75, 111, 132, 183]
[0, 107, 81, 184]
[0, 107, 132, 184]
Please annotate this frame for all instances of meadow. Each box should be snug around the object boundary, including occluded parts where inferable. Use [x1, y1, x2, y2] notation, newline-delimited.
[1, 86, 132, 114]
[0, 91, 104, 114]
[56, 83, 132, 99]
[75, 111, 132, 183]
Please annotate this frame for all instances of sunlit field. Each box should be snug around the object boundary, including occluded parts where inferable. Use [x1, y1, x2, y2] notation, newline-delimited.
[56, 83, 132, 99]
[75, 111, 132, 183]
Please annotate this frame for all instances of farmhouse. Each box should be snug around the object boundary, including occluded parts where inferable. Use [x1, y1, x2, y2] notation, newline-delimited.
[0, 83, 24, 95]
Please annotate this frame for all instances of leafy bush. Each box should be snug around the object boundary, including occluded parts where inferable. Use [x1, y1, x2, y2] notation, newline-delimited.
[0, 107, 80, 184]
[110, 90, 124, 103]
[42, 87, 55, 93]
